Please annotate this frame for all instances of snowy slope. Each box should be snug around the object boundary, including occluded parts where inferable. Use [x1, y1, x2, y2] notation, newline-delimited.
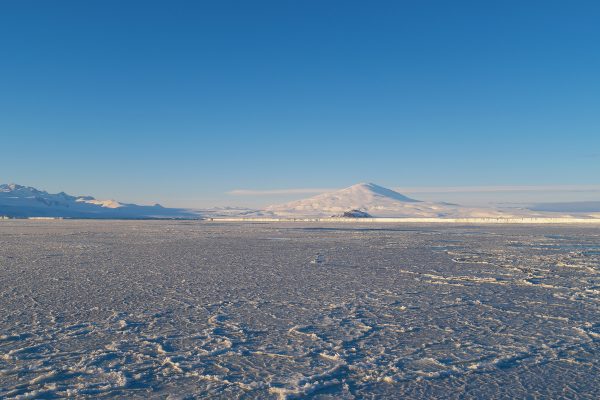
[0, 183, 199, 219]
[264, 182, 509, 218]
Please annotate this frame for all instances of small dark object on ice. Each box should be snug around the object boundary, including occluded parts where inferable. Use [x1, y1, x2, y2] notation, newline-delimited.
[335, 209, 372, 218]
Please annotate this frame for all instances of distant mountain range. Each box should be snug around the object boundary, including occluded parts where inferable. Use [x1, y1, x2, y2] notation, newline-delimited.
[2, 182, 598, 220]
[0, 184, 199, 219]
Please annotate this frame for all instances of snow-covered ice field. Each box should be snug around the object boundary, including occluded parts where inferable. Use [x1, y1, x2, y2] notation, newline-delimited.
[1, 220, 599, 399]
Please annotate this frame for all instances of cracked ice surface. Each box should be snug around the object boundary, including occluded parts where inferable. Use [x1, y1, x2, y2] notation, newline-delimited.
[0, 220, 599, 399]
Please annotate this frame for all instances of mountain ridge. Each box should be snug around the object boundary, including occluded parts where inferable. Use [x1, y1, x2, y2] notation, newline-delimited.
[0, 183, 198, 219]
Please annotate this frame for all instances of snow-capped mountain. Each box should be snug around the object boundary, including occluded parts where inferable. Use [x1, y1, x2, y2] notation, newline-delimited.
[263, 182, 508, 218]
[0, 183, 199, 219]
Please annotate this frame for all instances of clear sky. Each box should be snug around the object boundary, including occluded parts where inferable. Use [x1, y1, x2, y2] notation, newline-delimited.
[1, 1, 599, 208]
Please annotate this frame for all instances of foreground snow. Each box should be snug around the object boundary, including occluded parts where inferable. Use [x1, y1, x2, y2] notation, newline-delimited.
[212, 216, 600, 224]
[1, 220, 598, 398]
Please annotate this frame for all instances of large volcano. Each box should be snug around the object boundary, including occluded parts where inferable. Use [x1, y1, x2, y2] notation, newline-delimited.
[264, 182, 504, 218]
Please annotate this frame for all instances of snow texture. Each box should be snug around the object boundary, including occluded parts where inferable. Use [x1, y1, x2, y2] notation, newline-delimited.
[1, 220, 599, 398]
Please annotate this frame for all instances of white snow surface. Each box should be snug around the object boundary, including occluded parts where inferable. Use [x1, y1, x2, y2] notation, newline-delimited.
[0, 220, 599, 398]
[75, 197, 123, 208]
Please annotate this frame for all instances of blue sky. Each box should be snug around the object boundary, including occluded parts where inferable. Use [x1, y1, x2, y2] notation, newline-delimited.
[1, 1, 599, 207]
